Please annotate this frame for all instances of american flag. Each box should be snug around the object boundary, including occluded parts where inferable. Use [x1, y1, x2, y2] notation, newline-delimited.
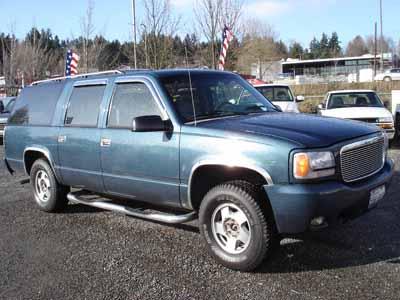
[65, 49, 80, 76]
[218, 26, 234, 71]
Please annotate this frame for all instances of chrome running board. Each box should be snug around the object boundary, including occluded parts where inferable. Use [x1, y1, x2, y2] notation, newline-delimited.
[67, 192, 197, 224]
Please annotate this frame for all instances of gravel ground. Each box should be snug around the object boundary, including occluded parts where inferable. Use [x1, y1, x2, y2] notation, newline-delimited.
[0, 146, 399, 300]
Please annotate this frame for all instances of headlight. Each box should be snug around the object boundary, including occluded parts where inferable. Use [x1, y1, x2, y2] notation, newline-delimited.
[293, 151, 335, 179]
[378, 116, 393, 123]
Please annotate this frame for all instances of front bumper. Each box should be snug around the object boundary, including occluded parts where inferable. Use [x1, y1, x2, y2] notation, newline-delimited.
[265, 159, 394, 234]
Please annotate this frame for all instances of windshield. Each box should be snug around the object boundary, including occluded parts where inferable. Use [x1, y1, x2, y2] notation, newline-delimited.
[327, 92, 384, 109]
[159, 73, 277, 122]
[255, 86, 294, 102]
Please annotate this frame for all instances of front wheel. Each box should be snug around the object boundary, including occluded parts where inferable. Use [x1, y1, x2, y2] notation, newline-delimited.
[199, 181, 277, 271]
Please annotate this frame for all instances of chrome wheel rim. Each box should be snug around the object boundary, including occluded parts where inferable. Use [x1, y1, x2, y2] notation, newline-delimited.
[211, 203, 251, 254]
[35, 170, 51, 203]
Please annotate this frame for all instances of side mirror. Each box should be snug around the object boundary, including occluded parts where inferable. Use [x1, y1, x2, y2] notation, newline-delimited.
[296, 95, 305, 102]
[317, 103, 324, 110]
[132, 115, 167, 132]
[274, 105, 283, 112]
[384, 101, 390, 109]
[0, 101, 4, 113]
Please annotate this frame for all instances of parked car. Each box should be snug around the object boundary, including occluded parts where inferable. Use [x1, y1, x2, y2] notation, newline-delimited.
[318, 90, 395, 140]
[252, 84, 304, 113]
[375, 68, 400, 82]
[4, 70, 393, 271]
[0, 97, 16, 140]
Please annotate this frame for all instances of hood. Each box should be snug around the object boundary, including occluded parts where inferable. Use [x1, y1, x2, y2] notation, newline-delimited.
[194, 113, 380, 148]
[321, 107, 392, 120]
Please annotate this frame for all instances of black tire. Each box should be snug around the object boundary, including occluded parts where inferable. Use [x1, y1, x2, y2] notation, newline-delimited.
[199, 180, 277, 271]
[30, 158, 69, 212]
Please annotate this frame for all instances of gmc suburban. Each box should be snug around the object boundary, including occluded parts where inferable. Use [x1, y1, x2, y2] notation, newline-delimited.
[4, 69, 394, 271]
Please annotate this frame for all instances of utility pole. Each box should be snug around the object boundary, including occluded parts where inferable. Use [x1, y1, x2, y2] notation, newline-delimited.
[380, 0, 384, 72]
[131, 0, 137, 69]
[374, 22, 377, 77]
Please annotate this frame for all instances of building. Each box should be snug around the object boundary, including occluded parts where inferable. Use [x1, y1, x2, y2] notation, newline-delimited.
[281, 54, 393, 83]
[252, 53, 396, 84]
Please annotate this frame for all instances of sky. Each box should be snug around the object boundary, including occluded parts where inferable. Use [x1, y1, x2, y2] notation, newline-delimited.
[0, 0, 398, 48]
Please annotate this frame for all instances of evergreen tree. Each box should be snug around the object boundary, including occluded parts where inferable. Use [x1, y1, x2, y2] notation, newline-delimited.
[288, 42, 304, 59]
[308, 37, 320, 59]
[275, 40, 288, 58]
[319, 33, 329, 58]
[328, 32, 341, 57]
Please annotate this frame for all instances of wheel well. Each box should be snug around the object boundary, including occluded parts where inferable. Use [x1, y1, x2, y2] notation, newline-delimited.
[24, 151, 47, 175]
[189, 165, 268, 211]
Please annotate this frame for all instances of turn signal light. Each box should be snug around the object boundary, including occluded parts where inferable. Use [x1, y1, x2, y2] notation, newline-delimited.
[294, 153, 310, 178]
[378, 123, 394, 129]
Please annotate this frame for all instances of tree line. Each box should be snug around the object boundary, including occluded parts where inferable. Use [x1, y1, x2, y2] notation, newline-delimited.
[1, 0, 398, 86]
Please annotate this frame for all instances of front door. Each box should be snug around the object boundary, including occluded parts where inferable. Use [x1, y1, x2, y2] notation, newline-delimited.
[100, 81, 180, 207]
[58, 82, 107, 192]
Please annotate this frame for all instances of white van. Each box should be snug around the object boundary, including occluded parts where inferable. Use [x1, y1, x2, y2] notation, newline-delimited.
[318, 90, 395, 140]
[253, 84, 304, 113]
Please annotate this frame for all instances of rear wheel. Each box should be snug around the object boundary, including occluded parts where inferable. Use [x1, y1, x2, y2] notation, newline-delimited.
[199, 181, 277, 271]
[30, 159, 69, 212]
[384, 76, 392, 82]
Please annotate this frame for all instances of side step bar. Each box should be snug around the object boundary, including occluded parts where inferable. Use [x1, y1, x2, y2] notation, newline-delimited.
[67, 192, 197, 224]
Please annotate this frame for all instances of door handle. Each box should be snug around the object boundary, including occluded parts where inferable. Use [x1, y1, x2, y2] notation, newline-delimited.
[100, 138, 111, 147]
[58, 135, 66, 143]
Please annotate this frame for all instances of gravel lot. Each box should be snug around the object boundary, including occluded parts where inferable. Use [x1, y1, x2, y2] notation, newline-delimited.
[1, 146, 399, 300]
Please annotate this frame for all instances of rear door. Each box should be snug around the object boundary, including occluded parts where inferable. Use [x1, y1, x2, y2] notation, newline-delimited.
[58, 80, 107, 192]
[100, 79, 180, 207]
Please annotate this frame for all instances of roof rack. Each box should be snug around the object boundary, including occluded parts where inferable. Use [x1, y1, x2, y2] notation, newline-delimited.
[31, 70, 123, 86]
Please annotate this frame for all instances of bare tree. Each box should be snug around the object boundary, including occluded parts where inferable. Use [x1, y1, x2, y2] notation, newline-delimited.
[141, 0, 180, 69]
[194, 0, 243, 69]
[237, 19, 280, 78]
[345, 35, 368, 57]
[220, 0, 243, 33]
[365, 35, 395, 55]
[80, 0, 95, 72]
[1, 24, 18, 86]
[194, 0, 222, 69]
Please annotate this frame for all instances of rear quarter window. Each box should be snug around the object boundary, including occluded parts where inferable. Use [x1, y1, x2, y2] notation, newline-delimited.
[64, 85, 106, 127]
[8, 82, 65, 126]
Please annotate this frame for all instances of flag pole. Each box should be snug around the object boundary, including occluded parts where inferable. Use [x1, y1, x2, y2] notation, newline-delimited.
[131, 0, 137, 69]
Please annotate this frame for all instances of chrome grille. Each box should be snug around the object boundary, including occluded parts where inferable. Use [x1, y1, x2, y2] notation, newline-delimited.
[340, 136, 385, 183]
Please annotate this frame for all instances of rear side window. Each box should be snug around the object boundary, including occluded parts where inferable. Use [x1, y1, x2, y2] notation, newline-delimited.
[108, 82, 161, 128]
[65, 85, 106, 127]
[8, 82, 65, 125]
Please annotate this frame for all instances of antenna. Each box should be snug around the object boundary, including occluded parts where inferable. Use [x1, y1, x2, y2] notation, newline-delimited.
[184, 46, 197, 126]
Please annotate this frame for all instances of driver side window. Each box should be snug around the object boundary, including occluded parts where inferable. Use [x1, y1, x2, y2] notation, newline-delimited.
[108, 82, 161, 129]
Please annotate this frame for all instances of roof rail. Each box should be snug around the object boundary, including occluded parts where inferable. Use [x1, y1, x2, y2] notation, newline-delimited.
[31, 70, 123, 86]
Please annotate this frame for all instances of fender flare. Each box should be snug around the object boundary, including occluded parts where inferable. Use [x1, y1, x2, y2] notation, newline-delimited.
[23, 146, 61, 182]
[186, 159, 274, 210]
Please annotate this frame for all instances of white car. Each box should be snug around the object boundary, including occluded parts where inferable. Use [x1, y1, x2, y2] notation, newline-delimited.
[318, 90, 395, 139]
[253, 84, 304, 113]
[375, 68, 400, 82]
